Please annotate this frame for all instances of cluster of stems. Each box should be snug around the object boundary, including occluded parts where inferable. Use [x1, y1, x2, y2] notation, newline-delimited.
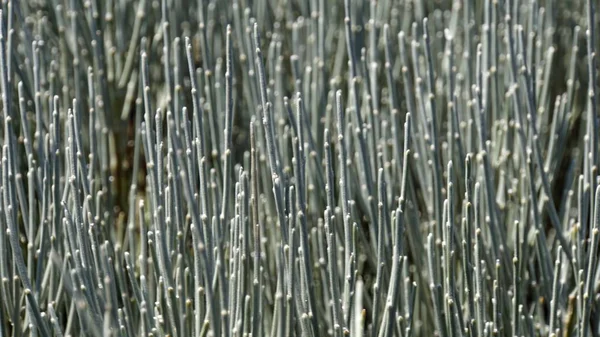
[0, 0, 599, 336]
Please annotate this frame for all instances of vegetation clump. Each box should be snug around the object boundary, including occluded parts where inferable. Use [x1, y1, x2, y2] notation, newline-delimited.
[0, 0, 599, 336]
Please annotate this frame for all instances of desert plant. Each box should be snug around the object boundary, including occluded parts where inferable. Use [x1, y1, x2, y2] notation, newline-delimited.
[0, 0, 599, 336]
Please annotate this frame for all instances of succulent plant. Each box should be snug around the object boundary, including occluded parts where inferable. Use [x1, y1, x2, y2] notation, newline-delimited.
[0, 0, 599, 336]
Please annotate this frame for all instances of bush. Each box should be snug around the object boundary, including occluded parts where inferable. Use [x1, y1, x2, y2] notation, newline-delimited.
[0, 0, 598, 336]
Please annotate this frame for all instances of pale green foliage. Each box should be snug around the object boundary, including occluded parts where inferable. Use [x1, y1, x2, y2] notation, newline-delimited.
[0, 0, 599, 336]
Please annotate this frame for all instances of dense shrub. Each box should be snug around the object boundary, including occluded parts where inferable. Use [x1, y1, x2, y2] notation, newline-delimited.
[0, 0, 599, 336]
